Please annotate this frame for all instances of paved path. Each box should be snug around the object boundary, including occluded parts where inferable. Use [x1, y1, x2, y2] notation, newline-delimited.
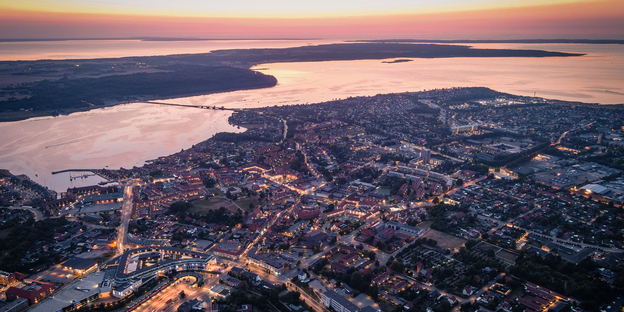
[8, 205, 43, 221]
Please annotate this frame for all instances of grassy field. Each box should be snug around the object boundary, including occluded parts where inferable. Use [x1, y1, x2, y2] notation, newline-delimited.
[477, 242, 500, 253]
[211, 188, 225, 196]
[496, 250, 518, 263]
[188, 195, 259, 215]
[375, 187, 392, 196]
[235, 197, 260, 212]
[423, 229, 467, 250]
[188, 197, 239, 214]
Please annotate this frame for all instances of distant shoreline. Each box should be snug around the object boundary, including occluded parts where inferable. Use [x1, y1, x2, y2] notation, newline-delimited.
[382, 59, 413, 64]
[0, 42, 594, 123]
[0, 37, 321, 43]
[352, 39, 624, 45]
[2, 38, 623, 44]
[0, 88, 262, 123]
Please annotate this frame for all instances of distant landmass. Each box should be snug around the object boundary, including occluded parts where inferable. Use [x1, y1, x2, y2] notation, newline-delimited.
[0, 42, 584, 121]
[0, 65, 276, 121]
[382, 59, 413, 64]
[353, 39, 624, 44]
[0, 37, 319, 42]
[3, 38, 622, 44]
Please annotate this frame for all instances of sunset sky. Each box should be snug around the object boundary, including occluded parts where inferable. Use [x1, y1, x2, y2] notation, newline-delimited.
[1, 0, 623, 39]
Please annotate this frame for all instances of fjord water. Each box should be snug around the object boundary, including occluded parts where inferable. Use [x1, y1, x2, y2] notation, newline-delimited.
[0, 39, 333, 61]
[172, 43, 624, 107]
[0, 104, 242, 192]
[0, 41, 622, 192]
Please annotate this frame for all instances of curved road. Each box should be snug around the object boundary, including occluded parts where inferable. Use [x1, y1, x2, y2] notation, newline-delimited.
[8, 205, 43, 221]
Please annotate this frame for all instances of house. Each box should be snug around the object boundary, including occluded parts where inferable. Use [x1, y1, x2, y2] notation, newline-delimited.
[242, 272, 261, 285]
[501, 300, 512, 312]
[229, 267, 246, 279]
[178, 299, 205, 312]
[298, 271, 310, 283]
[479, 294, 491, 304]
[447, 296, 458, 305]
[390, 280, 407, 295]
[331, 262, 349, 274]
[420, 268, 433, 280]
[372, 271, 390, 284]
[237, 304, 255, 312]
[463, 286, 473, 296]
[225, 277, 242, 288]
[428, 290, 441, 301]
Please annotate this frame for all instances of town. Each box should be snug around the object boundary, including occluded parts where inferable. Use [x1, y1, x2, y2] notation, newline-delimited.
[0, 87, 623, 312]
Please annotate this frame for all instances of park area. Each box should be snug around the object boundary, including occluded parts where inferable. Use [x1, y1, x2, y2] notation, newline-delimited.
[188, 195, 259, 215]
[423, 229, 467, 251]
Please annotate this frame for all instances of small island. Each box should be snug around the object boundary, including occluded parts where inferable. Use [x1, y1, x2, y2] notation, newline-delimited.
[382, 59, 413, 64]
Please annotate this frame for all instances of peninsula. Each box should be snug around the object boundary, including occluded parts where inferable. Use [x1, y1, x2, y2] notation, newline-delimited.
[0, 43, 583, 122]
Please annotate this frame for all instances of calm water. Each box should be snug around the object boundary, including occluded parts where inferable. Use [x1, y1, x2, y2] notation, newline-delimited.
[170, 43, 624, 107]
[0, 41, 622, 193]
[0, 104, 241, 192]
[0, 39, 334, 61]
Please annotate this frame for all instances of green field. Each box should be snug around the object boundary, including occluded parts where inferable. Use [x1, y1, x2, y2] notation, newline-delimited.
[235, 197, 260, 212]
[375, 187, 392, 196]
[423, 229, 468, 250]
[188, 195, 259, 215]
[188, 197, 237, 215]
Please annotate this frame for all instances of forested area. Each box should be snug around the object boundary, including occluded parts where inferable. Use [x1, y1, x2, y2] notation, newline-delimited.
[0, 65, 276, 111]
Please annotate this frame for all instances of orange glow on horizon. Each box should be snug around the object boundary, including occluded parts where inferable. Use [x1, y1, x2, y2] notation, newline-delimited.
[0, 0, 622, 39]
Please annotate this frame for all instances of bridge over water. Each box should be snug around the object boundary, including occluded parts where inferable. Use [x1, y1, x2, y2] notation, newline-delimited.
[144, 101, 240, 111]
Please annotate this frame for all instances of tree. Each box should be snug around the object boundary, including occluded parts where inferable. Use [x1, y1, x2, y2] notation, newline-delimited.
[366, 283, 380, 301]
[465, 239, 478, 249]
[239, 281, 249, 291]
[376, 241, 387, 251]
[351, 272, 364, 290]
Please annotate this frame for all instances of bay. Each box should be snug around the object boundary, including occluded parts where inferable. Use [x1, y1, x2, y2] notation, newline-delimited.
[0, 41, 622, 193]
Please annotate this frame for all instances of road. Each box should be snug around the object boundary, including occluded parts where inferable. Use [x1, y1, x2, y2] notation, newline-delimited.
[553, 121, 595, 145]
[436, 176, 487, 201]
[222, 258, 328, 312]
[8, 205, 43, 221]
[118, 182, 138, 254]
[135, 274, 216, 312]
[397, 272, 504, 312]
[476, 215, 621, 253]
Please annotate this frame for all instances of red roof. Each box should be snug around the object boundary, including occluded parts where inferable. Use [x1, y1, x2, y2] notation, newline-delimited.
[392, 280, 407, 290]
[6, 280, 54, 305]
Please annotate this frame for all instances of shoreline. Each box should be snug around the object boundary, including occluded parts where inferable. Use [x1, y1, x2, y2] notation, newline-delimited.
[2, 85, 621, 124]
[2, 86, 622, 196]
[0, 85, 272, 123]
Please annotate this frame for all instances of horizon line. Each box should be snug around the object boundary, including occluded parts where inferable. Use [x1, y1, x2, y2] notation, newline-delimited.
[2, 37, 624, 43]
